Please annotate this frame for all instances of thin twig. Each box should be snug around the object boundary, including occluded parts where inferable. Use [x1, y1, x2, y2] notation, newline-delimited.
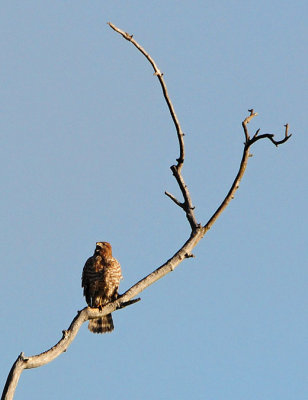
[242, 109, 258, 141]
[248, 122, 292, 146]
[116, 297, 141, 309]
[164, 191, 183, 208]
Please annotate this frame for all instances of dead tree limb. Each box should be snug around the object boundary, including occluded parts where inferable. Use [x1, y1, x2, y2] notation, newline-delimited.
[1, 23, 291, 400]
[107, 22, 198, 231]
[1, 303, 139, 400]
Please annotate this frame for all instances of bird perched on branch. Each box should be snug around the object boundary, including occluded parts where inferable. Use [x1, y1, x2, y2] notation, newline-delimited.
[82, 242, 123, 333]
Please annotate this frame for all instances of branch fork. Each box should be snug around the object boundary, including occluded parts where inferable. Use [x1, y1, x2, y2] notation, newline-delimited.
[243, 109, 292, 147]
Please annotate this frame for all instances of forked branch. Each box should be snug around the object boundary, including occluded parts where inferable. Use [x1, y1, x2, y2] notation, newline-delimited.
[2, 24, 291, 400]
[203, 109, 291, 233]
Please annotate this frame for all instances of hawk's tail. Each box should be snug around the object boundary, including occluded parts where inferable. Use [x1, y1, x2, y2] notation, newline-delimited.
[88, 314, 114, 334]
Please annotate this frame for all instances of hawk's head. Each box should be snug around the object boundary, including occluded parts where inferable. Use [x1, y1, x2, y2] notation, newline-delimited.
[95, 242, 112, 258]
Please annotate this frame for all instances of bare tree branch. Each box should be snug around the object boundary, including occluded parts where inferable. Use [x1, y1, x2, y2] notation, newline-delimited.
[107, 22, 185, 168]
[108, 22, 198, 231]
[202, 109, 291, 234]
[2, 24, 291, 400]
[164, 190, 183, 208]
[1, 303, 139, 400]
[249, 122, 291, 146]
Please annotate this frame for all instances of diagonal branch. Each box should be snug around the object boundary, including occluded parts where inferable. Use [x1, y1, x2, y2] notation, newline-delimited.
[1, 302, 139, 400]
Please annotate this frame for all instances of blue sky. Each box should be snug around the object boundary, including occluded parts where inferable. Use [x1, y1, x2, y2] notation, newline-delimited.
[1, 1, 307, 399]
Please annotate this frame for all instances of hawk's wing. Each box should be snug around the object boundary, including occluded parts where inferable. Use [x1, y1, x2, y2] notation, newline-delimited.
[82, 256, 94, 306]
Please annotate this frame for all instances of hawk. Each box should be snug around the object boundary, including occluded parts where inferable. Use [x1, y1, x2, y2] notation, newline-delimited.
[82, 242, 123, 333]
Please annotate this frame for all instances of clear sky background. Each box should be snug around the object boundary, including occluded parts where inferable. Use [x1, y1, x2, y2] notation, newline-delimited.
[1, 1, 307, 399]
